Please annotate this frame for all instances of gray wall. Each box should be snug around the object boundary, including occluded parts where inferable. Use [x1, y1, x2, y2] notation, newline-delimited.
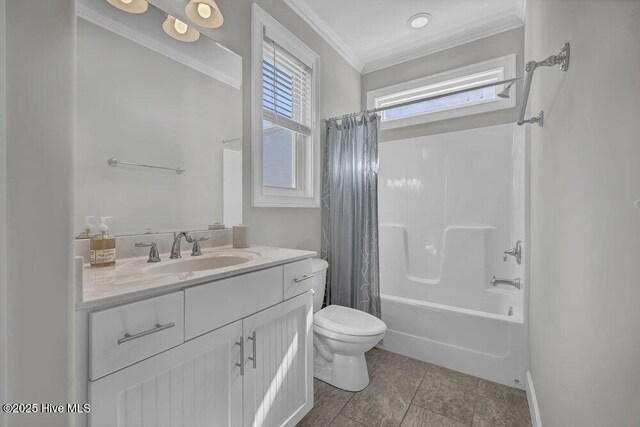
[5, 1, 75, 426]
[526, 0, 640, 425]
[213, 0, 362, 254]
[361, 27, 524, 142]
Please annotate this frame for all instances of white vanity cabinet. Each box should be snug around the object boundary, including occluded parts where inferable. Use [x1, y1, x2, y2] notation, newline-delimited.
[89, 320, 243, 427]
[242, 292, 313, 427]
[84, 260, 314, 427]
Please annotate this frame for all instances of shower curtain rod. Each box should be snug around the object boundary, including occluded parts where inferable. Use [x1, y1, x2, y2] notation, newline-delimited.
[326, 76, 523, 122]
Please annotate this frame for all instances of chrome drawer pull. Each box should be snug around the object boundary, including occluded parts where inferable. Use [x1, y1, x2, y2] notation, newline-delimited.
[248, 331, 257, 368]
[117, 322, 175, 345]
[235, 337, 244, 376]
[293, 274, 315, 283]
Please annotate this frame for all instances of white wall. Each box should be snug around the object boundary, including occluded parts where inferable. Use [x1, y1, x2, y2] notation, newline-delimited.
[5, 1, 75, 426]
[0, 0, 6, 425]
[75, 19, 241, 235]
[526, 1, 640, 425]
[362, 27, 524, 142]
[210, 0, 362, 253]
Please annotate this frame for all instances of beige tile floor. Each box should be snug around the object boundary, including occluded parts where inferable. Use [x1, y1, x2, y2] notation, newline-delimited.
[298, 348, 531, 427]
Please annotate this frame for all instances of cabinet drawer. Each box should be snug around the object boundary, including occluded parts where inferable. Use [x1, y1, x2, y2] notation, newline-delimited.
[185, 267, 283, 340]
[90, 292, 184, 380]
[284, 259, 313, 300]
[89, 320, 243, 427]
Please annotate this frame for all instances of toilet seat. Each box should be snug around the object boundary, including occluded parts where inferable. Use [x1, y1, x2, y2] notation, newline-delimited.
[314, 305, 386, 337]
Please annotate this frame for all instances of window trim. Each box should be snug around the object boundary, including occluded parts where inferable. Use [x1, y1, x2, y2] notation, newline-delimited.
[251, 4, 320, 208]
[366, 54, 517, 130]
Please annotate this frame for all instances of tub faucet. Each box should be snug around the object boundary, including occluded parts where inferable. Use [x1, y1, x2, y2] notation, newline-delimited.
[490, 276, 521, 290]
[503, 240, 522, 264]
[170, 232, 194, 259]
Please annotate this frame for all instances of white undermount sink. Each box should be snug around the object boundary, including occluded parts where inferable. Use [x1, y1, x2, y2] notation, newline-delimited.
[145, 252, 256, 275]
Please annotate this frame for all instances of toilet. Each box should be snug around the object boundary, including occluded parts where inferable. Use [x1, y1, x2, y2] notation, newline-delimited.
[310, 258, 387, 392]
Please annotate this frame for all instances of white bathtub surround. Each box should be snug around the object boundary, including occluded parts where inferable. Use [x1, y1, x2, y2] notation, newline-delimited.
[310, 259, 387, 391]
[77, 245, 315, 309]
[377, 123, 527, 387]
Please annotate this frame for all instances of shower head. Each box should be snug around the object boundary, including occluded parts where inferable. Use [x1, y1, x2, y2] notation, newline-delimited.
[497, 81, 515, 99]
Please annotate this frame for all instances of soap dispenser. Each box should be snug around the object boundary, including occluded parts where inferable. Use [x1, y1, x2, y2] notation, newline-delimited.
[90, 216, 116, 267]
[76, 216, 95, 239]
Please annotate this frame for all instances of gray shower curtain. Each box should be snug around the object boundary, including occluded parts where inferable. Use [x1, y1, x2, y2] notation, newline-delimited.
[321, 113, 381, 318]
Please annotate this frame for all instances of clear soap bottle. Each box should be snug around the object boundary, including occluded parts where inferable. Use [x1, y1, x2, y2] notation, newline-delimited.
[76, 215, 95, 239]
[90, 216, 116, 267]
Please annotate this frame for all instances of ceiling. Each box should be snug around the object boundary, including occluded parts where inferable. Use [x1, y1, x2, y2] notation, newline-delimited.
[283, 0, 525, 73]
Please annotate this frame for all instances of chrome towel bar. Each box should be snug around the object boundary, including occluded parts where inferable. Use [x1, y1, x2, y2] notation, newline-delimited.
[108, 158, 185, 175]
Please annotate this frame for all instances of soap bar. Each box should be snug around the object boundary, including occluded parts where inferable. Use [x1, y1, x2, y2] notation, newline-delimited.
[232, 225, 250, 248]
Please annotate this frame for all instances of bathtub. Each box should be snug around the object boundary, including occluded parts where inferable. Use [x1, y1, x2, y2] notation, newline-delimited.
[378, 294, 526, 388]
[377, 124, 528, 388]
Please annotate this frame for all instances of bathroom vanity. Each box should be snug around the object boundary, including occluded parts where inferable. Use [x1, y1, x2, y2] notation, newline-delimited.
[71, 1, 319, 424]
[74, 244, 316, 427]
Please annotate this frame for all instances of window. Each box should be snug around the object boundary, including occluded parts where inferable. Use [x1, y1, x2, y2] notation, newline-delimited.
[252, 5, 320, 207]
[367, 54, 516, 129]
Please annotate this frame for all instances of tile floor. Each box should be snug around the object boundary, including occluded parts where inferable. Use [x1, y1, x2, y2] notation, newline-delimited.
[298, 348, 531, 427]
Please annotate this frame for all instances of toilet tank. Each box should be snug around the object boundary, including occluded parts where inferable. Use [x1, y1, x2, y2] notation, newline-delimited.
[310, 258, 329, 313]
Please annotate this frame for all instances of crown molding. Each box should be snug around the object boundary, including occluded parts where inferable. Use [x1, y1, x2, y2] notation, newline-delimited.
[283, 0, 524, 76]
[282, 0, 363, 72]
[361, 14, 524, 74]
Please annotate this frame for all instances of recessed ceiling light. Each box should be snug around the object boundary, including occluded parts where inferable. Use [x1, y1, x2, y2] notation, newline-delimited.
[408, 12, 432, 29]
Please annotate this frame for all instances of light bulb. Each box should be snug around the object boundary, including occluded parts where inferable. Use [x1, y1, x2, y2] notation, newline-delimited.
[197, 3, 212, 19]
[120, 0, 133, 3]
[174, 18, 189, 34]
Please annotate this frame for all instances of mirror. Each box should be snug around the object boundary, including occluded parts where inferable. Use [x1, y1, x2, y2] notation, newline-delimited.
[74, 0, 242, 236]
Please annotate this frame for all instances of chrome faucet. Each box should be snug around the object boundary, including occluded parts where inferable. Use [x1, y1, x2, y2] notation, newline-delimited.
[490, 276, 521, 290]
[170, 232, 194, 259]
[503, 240, 522, 264]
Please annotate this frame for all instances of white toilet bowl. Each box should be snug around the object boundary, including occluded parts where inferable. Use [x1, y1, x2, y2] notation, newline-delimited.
[309, 259, 387, 391]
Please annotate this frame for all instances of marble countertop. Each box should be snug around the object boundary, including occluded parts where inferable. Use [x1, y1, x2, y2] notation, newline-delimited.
[77, 245, 317, 310]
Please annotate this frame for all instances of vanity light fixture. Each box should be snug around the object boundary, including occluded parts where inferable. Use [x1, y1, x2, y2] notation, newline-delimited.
[105, 0, 149, 14]
[185, 0, 224, 28]
[407, 12, 431, 29]
[163, 15, 200, 42]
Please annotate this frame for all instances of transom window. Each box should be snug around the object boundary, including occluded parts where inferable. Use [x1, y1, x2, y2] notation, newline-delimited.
[367, 54, 516, 129]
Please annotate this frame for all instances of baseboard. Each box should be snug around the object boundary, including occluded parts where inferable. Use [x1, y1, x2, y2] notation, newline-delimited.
[526, 370, 542, 427]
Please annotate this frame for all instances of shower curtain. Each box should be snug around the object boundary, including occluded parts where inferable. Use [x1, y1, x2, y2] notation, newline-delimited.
[321, 113, 381, 318]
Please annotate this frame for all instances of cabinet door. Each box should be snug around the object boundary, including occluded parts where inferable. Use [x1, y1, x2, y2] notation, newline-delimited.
[89, 320, 243, 427]
[242, 292, 313, 427]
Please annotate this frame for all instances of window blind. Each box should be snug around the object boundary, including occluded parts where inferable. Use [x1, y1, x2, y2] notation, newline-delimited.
[262, 34, 312, 136]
